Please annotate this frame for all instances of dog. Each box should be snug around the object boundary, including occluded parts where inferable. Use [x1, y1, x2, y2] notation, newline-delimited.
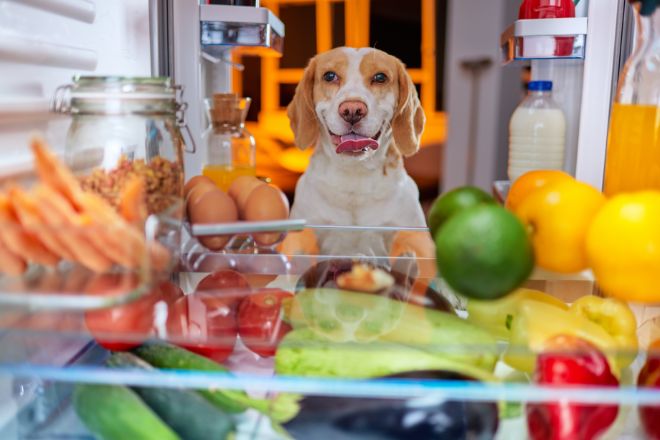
[286, 47, 430, 259]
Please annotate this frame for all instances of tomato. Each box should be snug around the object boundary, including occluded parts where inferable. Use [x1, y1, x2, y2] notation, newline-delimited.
[638, 340, 660, 439]
[84, 273, 158, 351]
[238, 288, 293, 357]
[166, 292, 238, 363]
[156, 280, 184, 304]
[195, 269, 251, 309]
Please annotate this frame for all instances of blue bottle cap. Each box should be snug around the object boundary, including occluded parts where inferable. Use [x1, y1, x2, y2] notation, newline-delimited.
[528, 81, 553, 92]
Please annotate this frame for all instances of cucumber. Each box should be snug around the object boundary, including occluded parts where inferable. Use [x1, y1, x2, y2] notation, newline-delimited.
[73, 383, 180, 440]
[107, 353, 235, 440]
[133, 343, 300, 423]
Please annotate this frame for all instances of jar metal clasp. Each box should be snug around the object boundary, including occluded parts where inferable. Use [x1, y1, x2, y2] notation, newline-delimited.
[173, 84, 197, 154]
[50, 84, 73, 114]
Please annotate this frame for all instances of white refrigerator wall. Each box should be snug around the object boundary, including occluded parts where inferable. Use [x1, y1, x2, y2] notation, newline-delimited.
[442, 0, 522, 192]
[0, 0, 152, 174]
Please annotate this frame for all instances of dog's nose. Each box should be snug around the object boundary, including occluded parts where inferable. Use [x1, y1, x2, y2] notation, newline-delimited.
[338, 100, 368, 124]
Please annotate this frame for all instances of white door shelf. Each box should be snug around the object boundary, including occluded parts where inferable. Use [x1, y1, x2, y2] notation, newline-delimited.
[501, 17, 588, 64]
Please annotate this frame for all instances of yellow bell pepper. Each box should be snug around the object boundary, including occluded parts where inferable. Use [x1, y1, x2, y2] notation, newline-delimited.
[569, 295, 638, 368]
[503, 299, 628, 377]
[466, 288, 568, 341]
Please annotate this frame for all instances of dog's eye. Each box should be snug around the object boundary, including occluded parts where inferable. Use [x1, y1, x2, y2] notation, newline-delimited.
[323, 71, 338, 82]
[372, 72, 388, 84]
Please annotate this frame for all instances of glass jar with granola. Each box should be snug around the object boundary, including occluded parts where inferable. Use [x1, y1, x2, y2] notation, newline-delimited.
[52, 76, 189, 265]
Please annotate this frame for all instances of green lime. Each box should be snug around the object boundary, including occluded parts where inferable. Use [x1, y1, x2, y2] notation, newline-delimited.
[428, 186, 495, 238]
[435, 204, 534, 300]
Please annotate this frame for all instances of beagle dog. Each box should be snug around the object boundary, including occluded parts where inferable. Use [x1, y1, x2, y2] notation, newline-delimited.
[286, 47, 429, 257]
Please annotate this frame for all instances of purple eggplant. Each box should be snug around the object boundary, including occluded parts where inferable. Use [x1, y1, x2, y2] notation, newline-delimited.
[284, 370, 498, 440]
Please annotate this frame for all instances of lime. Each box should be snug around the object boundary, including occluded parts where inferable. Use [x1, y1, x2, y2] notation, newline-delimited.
[428, 186, 495, 238]
[435, 204, 534, 300]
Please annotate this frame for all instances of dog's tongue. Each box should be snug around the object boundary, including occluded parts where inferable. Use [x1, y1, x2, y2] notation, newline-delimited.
[336, 133, 379, 154]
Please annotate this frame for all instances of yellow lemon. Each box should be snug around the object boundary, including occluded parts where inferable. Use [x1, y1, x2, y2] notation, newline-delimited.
[586, 191, 660, 303]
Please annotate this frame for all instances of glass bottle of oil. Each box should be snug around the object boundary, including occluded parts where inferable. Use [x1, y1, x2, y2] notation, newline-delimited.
[202, 93, 256, 191]
[603, 0, 660, 196]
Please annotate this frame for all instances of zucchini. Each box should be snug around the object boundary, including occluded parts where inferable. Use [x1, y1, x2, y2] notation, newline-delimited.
[73, 383, 180, 440]
[133, 343, 300, 423]
[107, 353, 235, 440]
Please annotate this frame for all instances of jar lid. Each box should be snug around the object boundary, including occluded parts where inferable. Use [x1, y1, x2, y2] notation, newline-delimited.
[210, 93, 251, 125]
[70, 76, 176, 100]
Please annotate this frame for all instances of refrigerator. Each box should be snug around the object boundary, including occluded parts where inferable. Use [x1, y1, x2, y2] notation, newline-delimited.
[0, 1, 655, 439]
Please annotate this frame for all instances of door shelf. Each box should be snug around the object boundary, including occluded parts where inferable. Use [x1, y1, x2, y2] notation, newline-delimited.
[501, 17, 588, 64]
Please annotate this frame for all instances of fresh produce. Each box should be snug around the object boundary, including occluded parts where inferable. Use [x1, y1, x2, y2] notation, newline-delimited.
[238, 288, 293, 357]
[526, 335, 619, 440]
[287, 288, 498, 372]
[586, 191, 660, 303]
[569, 295, 638, 367]
[107, 353, 235, 440]
[505, 169, 574, 212]
[73, 383, 180, 440]
[158, 280, 185, 304]
[133, 343, 301, 422]
[638, 339, 660, 439]
[427, 186, 495, 238]
[0, 138, 171, 274]
[195, 269, 251, 309]
[503, 299, 636, 375]
[513, 178, 605, 273]
[435, 204, 534, 300]
[84, 273, 158, 351]
[275, 328, 495, 381]
[284, 370, 498, 440]
[166, 292, 238, 363]
[466, 288, 568, 340]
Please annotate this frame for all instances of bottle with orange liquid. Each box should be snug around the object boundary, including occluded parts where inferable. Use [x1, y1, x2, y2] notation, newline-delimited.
[603, 0, 660, 196]
[202, 93, 256, 191]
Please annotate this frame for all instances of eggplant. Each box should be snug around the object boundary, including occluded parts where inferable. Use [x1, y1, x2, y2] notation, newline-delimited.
[284, 370, 498, 440]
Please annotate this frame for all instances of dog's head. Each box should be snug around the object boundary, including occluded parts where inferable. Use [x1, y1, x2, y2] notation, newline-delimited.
[287, 47, 425, 161]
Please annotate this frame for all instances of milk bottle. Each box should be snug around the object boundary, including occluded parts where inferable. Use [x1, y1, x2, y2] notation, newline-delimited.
[508, 81, 566, 182]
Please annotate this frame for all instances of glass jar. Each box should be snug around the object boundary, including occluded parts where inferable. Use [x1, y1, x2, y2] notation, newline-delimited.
[51, 76, 189, 269]
[202, 93, 256, 191]
[603, 0, 660, 195]
[52, 76, 188, 216]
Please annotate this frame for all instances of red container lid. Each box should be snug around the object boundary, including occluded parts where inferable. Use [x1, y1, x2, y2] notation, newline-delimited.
[519, 0, 576, 19]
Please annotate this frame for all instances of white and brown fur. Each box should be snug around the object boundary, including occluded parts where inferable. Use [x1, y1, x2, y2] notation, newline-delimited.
[287, 47, 428, 257]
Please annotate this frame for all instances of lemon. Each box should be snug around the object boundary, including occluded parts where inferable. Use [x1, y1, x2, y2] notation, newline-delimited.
[428, 186, 495, 239]
[435, 204, 534, 300]
[586, 191, 660, 303]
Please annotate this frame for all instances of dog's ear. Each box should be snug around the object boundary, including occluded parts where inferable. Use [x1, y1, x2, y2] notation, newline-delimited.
[391, 60, 425, 157]
[287, 58, 319, 149]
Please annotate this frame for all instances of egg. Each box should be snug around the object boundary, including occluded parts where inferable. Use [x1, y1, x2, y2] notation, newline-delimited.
[184, 175, 216, 198]
[228, 176, 265, 218]
[186, 182, 216, 219]
[243, 184, 290, 246]
[188, 188, 238, 250]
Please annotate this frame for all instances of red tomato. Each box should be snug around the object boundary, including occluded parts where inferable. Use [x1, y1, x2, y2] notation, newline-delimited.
[84, 274, 158, 351]
[156, 280, 185, 304]
[196, 269, 251, 310]
[166, 292, 238, 363]
[238, 288, 293, 357]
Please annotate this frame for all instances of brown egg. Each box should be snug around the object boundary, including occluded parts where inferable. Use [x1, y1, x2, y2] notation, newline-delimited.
[228, 176, 265, 218]
[188, 188, 238, 250]
[184, 175, 216, 198]
[186, 182, 217, 219]
[243, 184, 290, 246]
